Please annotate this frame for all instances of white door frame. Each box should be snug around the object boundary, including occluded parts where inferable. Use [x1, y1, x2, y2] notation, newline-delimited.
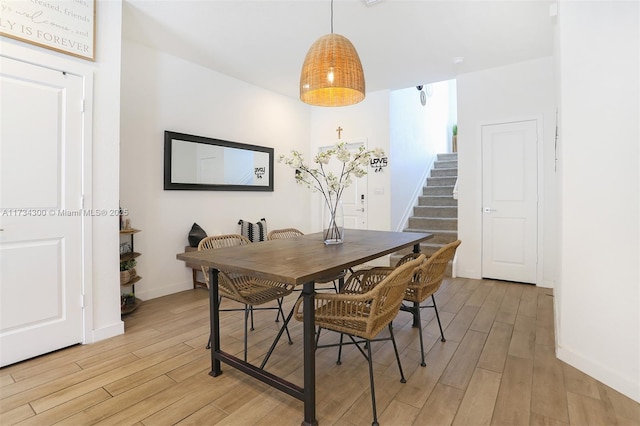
[1, 45, 95, 344]
[315, 139, 369, 232]
[479, 115, 544, 286]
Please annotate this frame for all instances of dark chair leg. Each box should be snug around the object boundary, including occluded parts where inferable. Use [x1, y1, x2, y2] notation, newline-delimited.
[275, 297, 283, 323]
[250, 305, 255, 331]
[388, 324, 406, 382]
[337, 333, 344, 365]
[415, 303, 426, 367]
[243, 305, 249, 362]
[366, 341, 379, 426]
[432, 294, 446, 342]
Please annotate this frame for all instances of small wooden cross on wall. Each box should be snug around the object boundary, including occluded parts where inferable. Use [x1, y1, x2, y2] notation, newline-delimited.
[336, 126, 343, 139]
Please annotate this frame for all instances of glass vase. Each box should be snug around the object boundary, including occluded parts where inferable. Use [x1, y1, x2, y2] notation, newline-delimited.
[322, 195, 344, 245]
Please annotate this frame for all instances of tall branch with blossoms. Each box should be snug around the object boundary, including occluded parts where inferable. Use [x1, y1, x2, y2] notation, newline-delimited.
[279, 142, 385, 243]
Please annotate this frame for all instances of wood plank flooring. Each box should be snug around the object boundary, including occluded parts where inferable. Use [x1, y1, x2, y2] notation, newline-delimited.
[1, 277, 639, 425]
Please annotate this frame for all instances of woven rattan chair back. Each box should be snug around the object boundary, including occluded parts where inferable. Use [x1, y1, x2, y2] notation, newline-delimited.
[398, 240, 461, 304]
[297, 254, 425, 340]
[267, 228, 304, 240]
[199, 234, 251, 250]
[365, 254, 425, 339]
[197, 234, 251, 290]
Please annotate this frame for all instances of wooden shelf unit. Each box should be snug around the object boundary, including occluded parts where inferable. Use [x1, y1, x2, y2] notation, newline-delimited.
[120, 228, 142, 314]
[119, 251, 141, 262]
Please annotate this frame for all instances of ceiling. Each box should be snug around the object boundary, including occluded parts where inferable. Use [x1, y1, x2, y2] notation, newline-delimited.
[121, 0, 555, 101]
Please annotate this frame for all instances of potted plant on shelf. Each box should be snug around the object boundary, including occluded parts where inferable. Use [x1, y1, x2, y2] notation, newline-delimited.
[121, 293, 136, 308]
[120, 259, 137, 285]
[452, 124, 458, 152]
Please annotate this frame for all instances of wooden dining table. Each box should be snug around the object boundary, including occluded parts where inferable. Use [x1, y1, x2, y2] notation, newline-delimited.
[176, 229, 433, 426]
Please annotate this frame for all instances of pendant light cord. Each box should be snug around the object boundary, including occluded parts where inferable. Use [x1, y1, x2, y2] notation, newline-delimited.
[330, 0, 334, 34]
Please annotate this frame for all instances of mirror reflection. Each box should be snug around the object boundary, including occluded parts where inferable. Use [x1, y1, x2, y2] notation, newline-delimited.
[164, 131, 274, 191]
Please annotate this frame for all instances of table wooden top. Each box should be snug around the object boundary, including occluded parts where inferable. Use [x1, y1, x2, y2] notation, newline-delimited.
[176, 229, 432, 286]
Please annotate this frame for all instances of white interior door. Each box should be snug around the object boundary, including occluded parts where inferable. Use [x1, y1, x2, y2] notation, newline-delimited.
[319, 142, 368, 230]
[0, 56, 84, 366]
[481, 120, 538, 284]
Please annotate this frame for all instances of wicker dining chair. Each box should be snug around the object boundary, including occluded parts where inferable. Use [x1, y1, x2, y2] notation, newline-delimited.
[294, 254, 425, 426]
[198, 234, 295, 361]
[266, 228, 304, 240]
[395, 240, 462, 366]
[267, 228, 345, 292]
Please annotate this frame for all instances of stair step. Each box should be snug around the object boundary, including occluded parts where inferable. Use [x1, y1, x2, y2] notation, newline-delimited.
[430, 167, 458, 177]
[423, 185, 455, 196]
[408, 217, 458, 231]
[404, 229, 458, 244]
[427, 176, 457, 187]
[434, 160, 458, 169]
[414, 206, 458, 218]
[418, 196, 457, 207]
[437, 153, 458, 161]
[398, 152, 458, 274]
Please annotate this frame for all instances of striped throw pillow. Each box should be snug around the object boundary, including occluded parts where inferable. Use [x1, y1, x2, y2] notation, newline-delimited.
[238, 218, 267, 242]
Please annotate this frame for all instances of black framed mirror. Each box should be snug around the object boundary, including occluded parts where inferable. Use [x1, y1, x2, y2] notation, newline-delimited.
[164, 131, 274, 191]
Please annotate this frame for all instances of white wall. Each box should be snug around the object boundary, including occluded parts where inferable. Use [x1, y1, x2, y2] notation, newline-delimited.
[120, 40, 312, 300]
[308, 91, 391, 233]
[456, 56, 557, 287]
[556, 0, 639, 402]
[90, 0, 125, 341]
[390, 81, 455, 231]
[0, 0, 125, 342]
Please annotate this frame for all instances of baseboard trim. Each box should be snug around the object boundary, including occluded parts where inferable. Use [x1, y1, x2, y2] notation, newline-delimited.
[556, 345, 640, 403]
[90, 321, 124, 343]
[539, 279, 555, 289]
[454, 267, 481, 280]
[136, 281, 193, 301]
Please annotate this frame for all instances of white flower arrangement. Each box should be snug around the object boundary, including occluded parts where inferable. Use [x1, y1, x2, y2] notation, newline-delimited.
[279, 142, 385, 243]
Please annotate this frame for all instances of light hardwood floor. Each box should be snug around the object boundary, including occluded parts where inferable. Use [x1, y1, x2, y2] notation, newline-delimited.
[1, 277, 639, 425]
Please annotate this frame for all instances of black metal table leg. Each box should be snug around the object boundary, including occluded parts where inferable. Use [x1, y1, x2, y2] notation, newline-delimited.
[209, 268, 222, 377]
[301, 281, 318, 426]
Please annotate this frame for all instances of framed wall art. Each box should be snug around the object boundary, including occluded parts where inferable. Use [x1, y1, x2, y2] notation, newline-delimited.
[0, 0, 95, 61]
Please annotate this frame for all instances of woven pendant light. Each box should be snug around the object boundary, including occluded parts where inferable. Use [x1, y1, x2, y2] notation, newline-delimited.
[300, 1, 365, 106]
